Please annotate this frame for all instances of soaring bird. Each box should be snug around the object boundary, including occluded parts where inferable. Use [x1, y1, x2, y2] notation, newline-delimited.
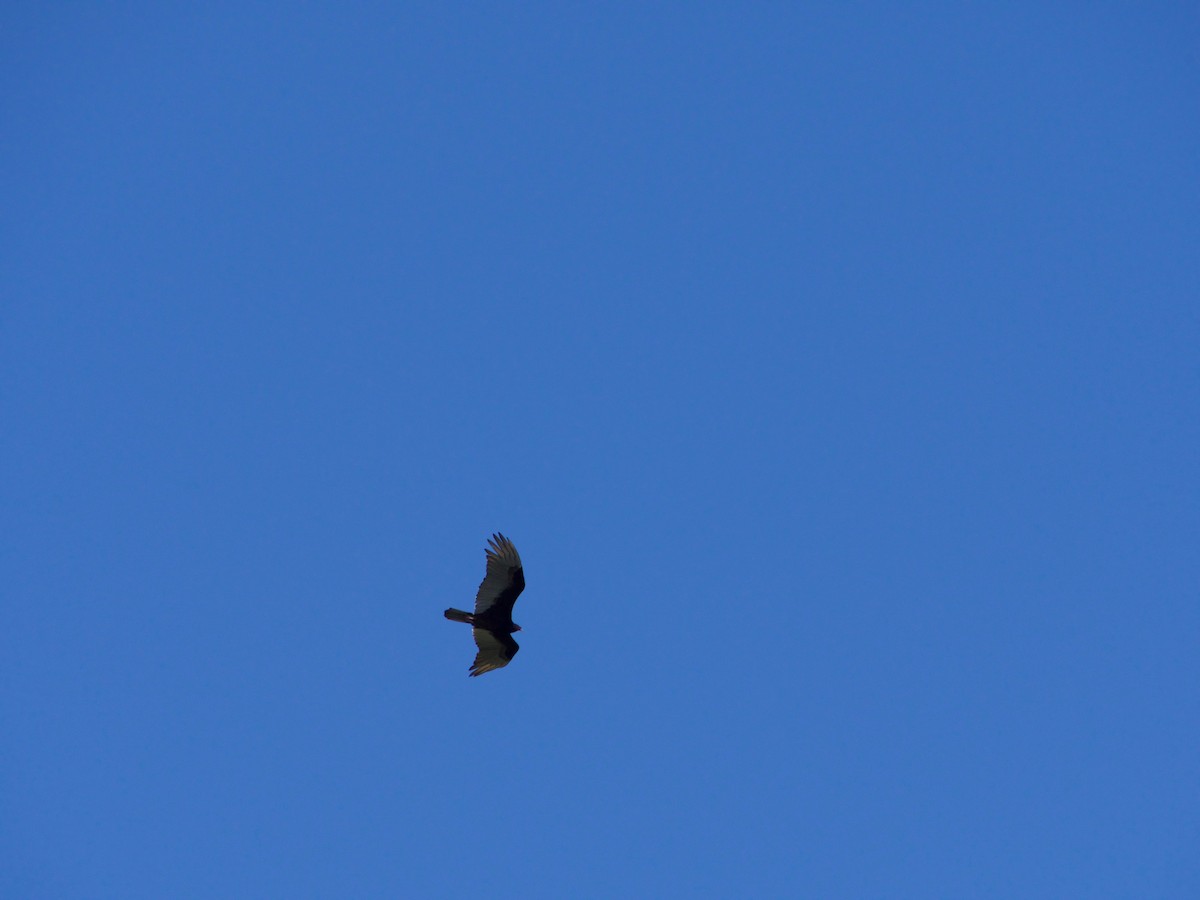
[444, 533, 525, 676]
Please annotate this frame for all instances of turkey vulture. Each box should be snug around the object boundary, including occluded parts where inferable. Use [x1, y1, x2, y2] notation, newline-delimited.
[444, 533, 525, 677]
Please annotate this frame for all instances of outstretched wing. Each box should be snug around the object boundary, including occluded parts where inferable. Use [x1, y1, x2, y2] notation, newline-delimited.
[474, 533, 525, 620]
[470, 628, 519, 677]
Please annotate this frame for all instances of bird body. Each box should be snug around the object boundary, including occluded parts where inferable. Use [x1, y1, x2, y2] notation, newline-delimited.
[444, 533, 525, 676]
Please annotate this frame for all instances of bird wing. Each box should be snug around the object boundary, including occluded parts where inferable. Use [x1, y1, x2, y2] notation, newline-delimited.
[474, 533, 525, 618]
[469, 628, 519, 677]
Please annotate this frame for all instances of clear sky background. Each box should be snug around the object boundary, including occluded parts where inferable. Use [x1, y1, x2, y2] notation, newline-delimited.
[2, 3, 1197, 897]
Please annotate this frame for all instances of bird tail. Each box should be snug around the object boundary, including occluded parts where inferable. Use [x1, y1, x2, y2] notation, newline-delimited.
[444, 608, 475, 625]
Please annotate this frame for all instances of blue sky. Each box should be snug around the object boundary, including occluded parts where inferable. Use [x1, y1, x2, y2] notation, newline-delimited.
[2, 3, 1197, 897]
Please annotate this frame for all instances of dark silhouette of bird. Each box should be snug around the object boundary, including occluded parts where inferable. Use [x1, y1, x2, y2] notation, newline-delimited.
[444, 533, 525, 676]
